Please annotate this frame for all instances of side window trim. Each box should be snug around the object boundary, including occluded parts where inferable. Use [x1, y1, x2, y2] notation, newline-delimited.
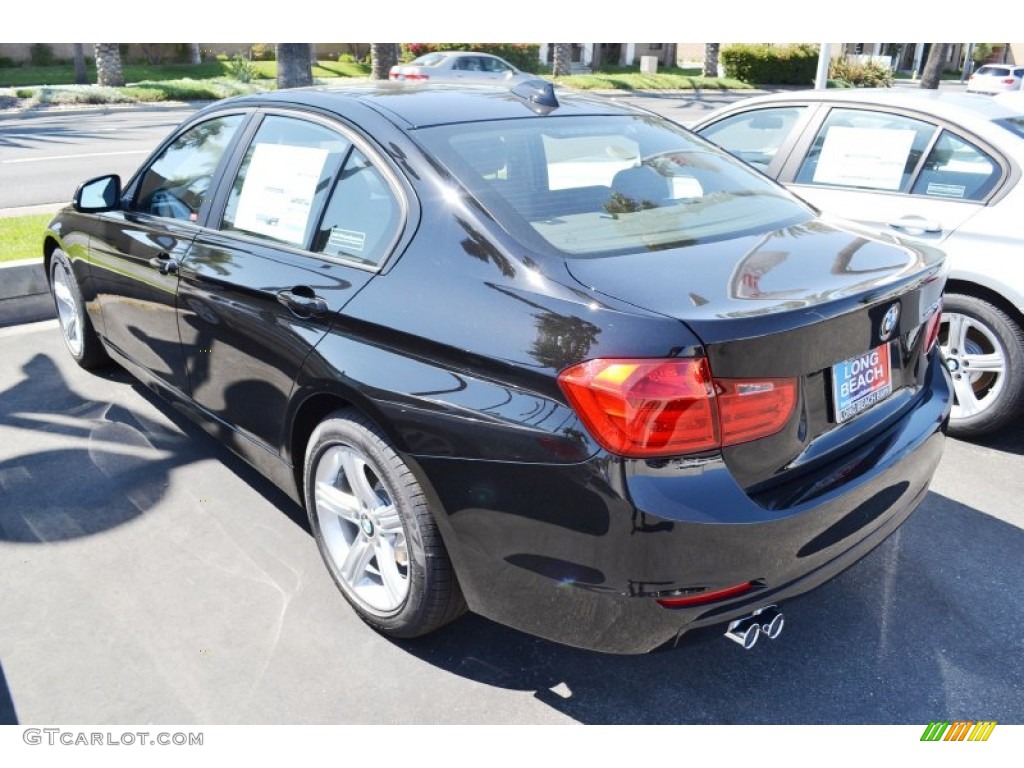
[205, 106, 414, 273]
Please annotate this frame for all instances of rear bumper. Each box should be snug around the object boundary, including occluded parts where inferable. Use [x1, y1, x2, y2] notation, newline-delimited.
[413, 353, 952, 653]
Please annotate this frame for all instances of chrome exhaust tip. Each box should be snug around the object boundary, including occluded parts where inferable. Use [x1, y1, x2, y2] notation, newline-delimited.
[724, 616, 761, 649]
[756, 606, 784, 640]
[725, 605, 784, 648]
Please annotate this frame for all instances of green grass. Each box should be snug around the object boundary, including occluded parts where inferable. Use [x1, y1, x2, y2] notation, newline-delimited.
[0, 214, 51, 262]
[0, 59, 370, 88]
[552, 67, 751, 91]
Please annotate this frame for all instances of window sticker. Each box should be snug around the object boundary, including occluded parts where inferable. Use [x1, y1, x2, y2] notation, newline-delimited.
[925, 182, 967, 199]
[234, 143, 329, 245]
[813, 126, 916, 191]
[327, 228, 366, 254]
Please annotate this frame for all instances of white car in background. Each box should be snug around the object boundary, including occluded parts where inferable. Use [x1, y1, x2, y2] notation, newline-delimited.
[694, 89, 1024, 437]
[967, 64, 1024, 94]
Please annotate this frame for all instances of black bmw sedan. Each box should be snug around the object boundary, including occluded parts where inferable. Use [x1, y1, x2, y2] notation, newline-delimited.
[43, 82, 951, 654]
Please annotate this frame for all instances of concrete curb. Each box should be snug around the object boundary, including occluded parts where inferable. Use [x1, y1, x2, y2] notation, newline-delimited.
[0, 203, 63, 219]
[0, 258, 54, 328]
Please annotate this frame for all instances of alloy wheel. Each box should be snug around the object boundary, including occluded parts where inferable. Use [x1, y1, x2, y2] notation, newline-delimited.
[940, 311, 1007, 420]
[313, 443, 410, 613]
[52, 261, 83, 357]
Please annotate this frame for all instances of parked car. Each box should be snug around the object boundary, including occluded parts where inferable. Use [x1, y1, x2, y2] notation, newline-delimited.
[694, 89, 1024, 437]
[45, 82, 950, 654]
[967, 64, 1024, 94]
[389, 51, 532, 84]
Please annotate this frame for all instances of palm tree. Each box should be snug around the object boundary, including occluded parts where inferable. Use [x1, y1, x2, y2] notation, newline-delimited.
[276, 44, 313, 89]
[94, 44, 125, 87]
[551, 44, 572, 77]
[919, 43, 952, 89]
[72, 44, 88, 84]
[188, 43, 202, 65]
[370, 44, 399, 80]
[703, 43, 721, 78]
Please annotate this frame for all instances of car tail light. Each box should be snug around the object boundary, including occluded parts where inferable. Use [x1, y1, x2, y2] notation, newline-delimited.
[1003, 78, 1016, 84]
[557, 358, 797, 458]
[717, 378, 798, 445]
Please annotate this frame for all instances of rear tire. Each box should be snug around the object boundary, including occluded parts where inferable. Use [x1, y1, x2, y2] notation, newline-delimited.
[939, 293, 1024, 438]
[49, 248, 108, 369]
[304, 409, 466, 638]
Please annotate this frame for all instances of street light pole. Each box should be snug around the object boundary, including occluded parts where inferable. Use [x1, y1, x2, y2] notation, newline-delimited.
[815, 43, 832, 90]
[961, 42, 975, 83]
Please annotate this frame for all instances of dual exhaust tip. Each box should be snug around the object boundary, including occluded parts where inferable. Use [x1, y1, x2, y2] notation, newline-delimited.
[725, 605, 784, 649]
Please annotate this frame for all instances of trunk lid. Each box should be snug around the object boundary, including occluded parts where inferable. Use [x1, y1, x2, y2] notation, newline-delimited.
[564, 215, 947, 490]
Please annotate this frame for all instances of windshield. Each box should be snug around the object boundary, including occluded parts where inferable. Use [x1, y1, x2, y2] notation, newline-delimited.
[993, 115, 1024, 140]
[416, 115, 812, 258]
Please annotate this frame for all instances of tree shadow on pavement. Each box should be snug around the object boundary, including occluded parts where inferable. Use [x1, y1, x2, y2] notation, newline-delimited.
[395, 491, 1024, 724]
[0, 351, 306, 543]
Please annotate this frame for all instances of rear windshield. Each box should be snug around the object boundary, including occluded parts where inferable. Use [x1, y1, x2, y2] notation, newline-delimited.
[416, 115, 812, 258]
[977, 66, 1011, 76]
[411, 53, 446, 67]
[993, 115, 1024, 139]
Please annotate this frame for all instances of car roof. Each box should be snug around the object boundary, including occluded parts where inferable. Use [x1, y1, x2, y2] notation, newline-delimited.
[216, 83, 645, 129]
[699, 88, 1024, 148]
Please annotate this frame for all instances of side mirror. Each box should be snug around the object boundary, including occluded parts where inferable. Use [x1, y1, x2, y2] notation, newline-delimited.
[73, 174, 122, 213]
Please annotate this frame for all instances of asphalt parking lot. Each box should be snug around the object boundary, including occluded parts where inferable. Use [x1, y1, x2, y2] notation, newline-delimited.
[1, 320, 1022, 725]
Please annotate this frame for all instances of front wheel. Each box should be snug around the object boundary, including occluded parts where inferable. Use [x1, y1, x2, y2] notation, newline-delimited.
[303, 409, 465, 638]
[939, 293, 1024, 437]
[49, 248, 108, 369]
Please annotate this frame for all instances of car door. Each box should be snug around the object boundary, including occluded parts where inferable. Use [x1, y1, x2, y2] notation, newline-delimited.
[776, 106, 1003, 245]
[87, 112, 249, 392]
[176, 110, 408, 460]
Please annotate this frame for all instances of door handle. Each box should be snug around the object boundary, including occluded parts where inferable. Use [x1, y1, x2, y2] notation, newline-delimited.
[277, 289, 329, 317]
[148, 253, 179, 274]
[888, 216, 941, 234]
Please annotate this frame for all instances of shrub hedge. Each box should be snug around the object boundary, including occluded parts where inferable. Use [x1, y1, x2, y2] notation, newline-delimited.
[720, 43, 819, 85]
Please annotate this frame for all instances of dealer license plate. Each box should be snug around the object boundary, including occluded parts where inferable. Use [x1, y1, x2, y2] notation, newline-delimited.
[831, 343, 893, 423]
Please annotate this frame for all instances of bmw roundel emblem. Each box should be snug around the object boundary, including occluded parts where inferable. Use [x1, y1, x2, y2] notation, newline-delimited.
[879, 304, 900, 342]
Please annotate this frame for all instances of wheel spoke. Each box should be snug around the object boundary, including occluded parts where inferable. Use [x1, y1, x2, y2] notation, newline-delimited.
[374, 504, 402, 535]
[952, 374, 982, 417]
[962, 351, 1004, 374]
[65, 315, 80, 344]
[53, 279, 74, 308]
[315, 481, 361, 524]
[340, 449, 382, 511]
[944, 313, 969, 353]
[340, 536, 374, 584]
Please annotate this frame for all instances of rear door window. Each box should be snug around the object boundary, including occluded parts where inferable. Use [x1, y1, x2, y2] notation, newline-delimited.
[795, 108, 937, 192]
[221, 115, 351, 247]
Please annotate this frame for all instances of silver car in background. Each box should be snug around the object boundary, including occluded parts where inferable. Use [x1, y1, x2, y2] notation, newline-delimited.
[389, 51, 533, 84]
[694, 89, 1024, 437]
